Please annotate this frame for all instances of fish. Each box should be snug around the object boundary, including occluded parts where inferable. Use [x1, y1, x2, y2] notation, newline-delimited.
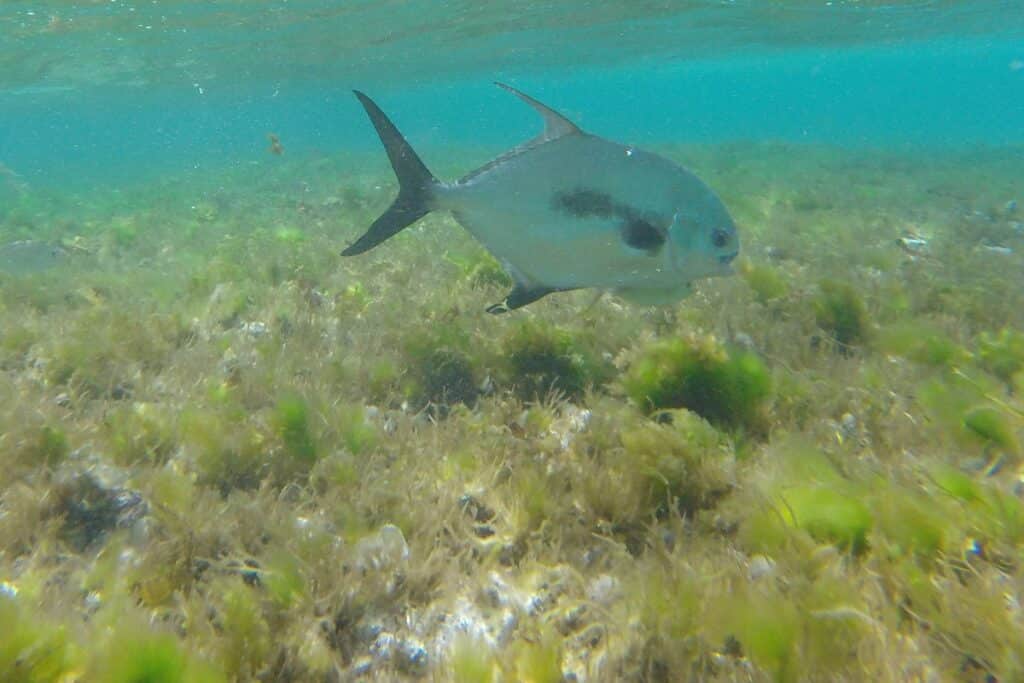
[0, 240, 68, 275]
[0, 161, 29, 195]
[342, 83, 739, 313]
[267, 133, 284, 155]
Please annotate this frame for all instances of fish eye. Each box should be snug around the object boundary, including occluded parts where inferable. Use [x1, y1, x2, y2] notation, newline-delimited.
[711, 228, 730, 249]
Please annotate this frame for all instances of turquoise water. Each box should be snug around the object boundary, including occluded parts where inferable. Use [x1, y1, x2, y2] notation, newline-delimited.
[2, 2, 1023, 186]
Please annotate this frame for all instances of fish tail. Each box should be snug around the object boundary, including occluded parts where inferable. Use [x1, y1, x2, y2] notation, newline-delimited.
[342, 91, 439, 256]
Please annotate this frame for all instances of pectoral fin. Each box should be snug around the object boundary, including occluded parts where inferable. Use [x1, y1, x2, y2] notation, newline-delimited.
[487, 282, 562, 314]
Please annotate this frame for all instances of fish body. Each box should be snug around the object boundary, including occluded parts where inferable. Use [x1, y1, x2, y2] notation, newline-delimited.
[0, 240, 67, 275]
[267, 133, 284, 155]
[343, 84, 738, 312]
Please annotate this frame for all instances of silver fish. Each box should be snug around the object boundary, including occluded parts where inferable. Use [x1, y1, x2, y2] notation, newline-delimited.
[0, 240, 67, 275]
[343, 83, 739, 313]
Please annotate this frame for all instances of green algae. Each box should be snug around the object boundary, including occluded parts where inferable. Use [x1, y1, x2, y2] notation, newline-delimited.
[449, 635, 497, 683]
[182, 407, 266, 495]
[105, 402, 177, 466]
[510, 626, 564, 683]
[739, 258, 790, 303]
[779, 485, 873, 554]
[414, 347, 479, 407]
[32, 425, 69, 467]
[719, 592, 801, 682]
[94, 626, 224, 683]
[0, 597, 71, 683]
[873, 489, 949, 560]
[813, 279, 871, 349]
[402, 322, 482, 409]
[2, 144, 1023, 682]
[273, 394, 318, 467]
[618, 409, 734, 517]
[446, 248, 513, 290]
[216, 582, 272, 680]
[979, 327, 1024, 389]
[335, 403, 378, 456]
[963, 405, 1020, 455]
[501, 319, 610, 401]
[876, 321, 971, 368]
[262, 549, 307, 609]
[622, 333, 771, 432]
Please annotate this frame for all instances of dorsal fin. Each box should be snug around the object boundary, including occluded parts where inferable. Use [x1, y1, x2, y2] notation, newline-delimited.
[495, 82, 582, 141]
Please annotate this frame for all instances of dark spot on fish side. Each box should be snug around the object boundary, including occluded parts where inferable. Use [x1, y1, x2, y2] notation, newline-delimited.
[553, 189, 616, 218]
[622, 218, 666, 252]
[554, 187, 667, 256]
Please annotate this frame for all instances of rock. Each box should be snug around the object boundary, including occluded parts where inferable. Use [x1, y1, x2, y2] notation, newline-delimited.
[557, 604, 589, 635]
[84, 590, 102, 613]
[548, 404, 592, 450]
[53, 471, 148, 552]
[748, 555, 776, 581]
[733, 332, 756, 352]
[497, 540, 525, 566]
[586, 575, 620, 605]
[368, 632, 395, 661]
[350, 656, 373, 677]
[110, 382, 132, 401]
[394, 638, 428, 676]
[240, 320, 269, 337]
[458, 493, 496, 523]
[840, 412, 858, 439]
[355, 524, 409, 572]
[896, 234, 929, 255]
[473, 524, 495, 539]
[575, 623, 606, 649]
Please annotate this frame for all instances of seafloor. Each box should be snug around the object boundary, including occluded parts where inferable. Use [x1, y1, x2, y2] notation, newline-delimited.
[1, 141, 1023, 682]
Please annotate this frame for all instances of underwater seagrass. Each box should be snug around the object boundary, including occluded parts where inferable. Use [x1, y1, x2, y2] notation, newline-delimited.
[342, 83, 739, 312]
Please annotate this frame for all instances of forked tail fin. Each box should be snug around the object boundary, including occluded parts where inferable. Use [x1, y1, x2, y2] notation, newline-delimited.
[342, 91, 439, 256]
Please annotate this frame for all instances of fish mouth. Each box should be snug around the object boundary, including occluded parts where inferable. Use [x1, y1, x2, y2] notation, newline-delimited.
[716, 251, 739, 275]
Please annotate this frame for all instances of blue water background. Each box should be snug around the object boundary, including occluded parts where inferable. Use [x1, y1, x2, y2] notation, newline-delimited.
[1, 6, 1022, 191]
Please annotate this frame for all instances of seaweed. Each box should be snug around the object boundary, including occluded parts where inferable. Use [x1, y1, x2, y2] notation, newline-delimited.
[1, 143, 1022, 682]
[978, 327, 1024, 389]
[273, 394, 319, 469]
[0, 597, 72, 682]
[501, 319, 610, 401]
[622, 333, 771, 433]
[739, 259, 790, 303]
[813, 279, 871, 349]
[402, 322, 482, 410]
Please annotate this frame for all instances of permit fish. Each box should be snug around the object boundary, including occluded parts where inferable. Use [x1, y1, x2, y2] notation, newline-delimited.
[0, 240, 67, 276]
[343, 83, 739, 313]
